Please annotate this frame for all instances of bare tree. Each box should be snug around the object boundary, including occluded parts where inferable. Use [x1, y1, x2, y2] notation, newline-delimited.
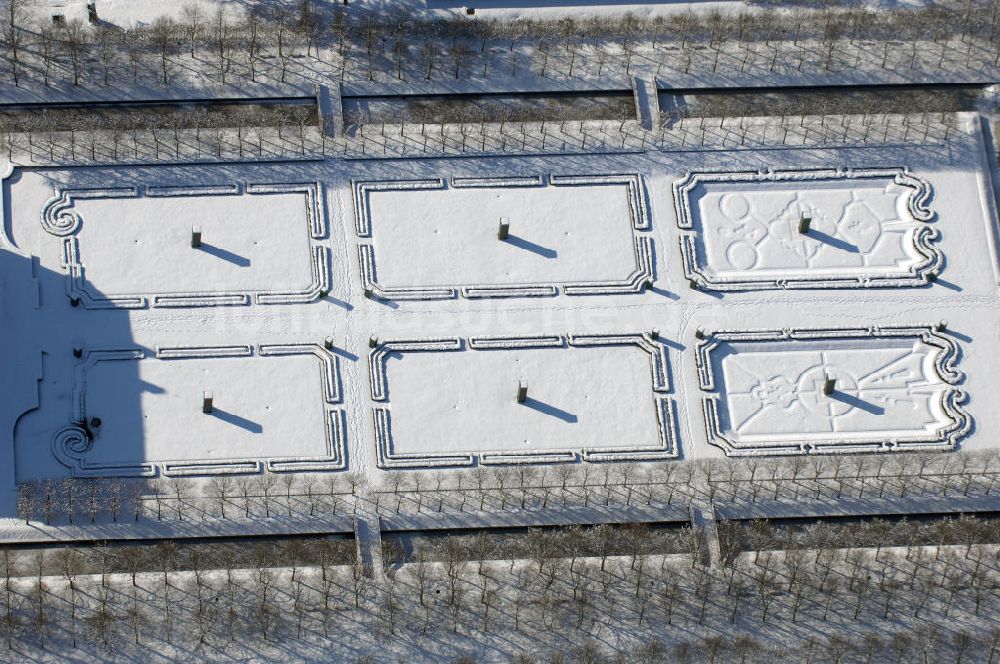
[0, 550, 16, 651]
[657, 568, 682, 625]
[180, 2, 204, 57]
[589, 523, 616, 572]
[303, 476, 320, 516]
[126, 34, 143, 84]
[208, 475, 234, 519]
[60, 477, 77, 524]
[536, 39, 553, 77]
[221, 562, 242, 643]
[213, 6, 233, 83]
[280, 474, 299, 516]
[699, 635, 725, 664]
[27, 560, 49, 649]
[421, 39, 437, 80]
[258, 473, 278, 517]
[60, 18, 89, 86]
[171, 477, 194, 520]
[362, 17, 380, 81]
[393, 36, 407, 80]
[38, 20, 57, 87]
[297, 0, 323, 57]
[3, 0, 26, 86]
[236, 476, 254, 517]
[53, 548, 84, 647]
[245, 5, 263, 82]
[107, 477, 124, 522]
[85, 478, 103, 523]
[15, 482, 33, 524]
[150, 478, 170, 521]
[155, 540, 177, 641]
[149, 17, 175, 84]
[324, 473, 347, 513]
[254, 565, 279, 640]
[124, 589, 147, 646]
[952, 629, 972, 664]
[85, 585, 115, 651]
[126, 480, 146, 521]
[0, 117, 14, 161]
[275, 7, 293, 83]
[118, 545, 146, 588]
[350, 560, 368, 608]
[451, 43, 472, 79]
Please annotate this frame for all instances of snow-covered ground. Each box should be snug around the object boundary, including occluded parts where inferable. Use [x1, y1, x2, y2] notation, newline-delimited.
[54, 183, 321, 301]
[374, 336, 674, 467]
[363, 176, 644, 293]
[677, 168, 941, 290]
[2, 113, 1000, 517]
[21, 0, 767, 29]
[55, 347, 345, 476]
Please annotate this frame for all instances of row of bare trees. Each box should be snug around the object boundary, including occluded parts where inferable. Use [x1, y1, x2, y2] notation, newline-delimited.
[2, 0, 325, 88]
[383, 522, 698, 572]
[344, 97, 634, 129]
[377, 450, 998, 516]
[720, 515, 1000, 563]
[4, 0, 1000, 90]
[0, 103, 313, 134]
[2, 536, 353, 581]
[15, 471, 361, 526]
[0, 102, 324, 164]
[0, 103, 960, 166]
[0, 539, 365, 653]
[342, 109, 959, 160]
[0, 519, 997, 661]
[15, 450, 998, 526]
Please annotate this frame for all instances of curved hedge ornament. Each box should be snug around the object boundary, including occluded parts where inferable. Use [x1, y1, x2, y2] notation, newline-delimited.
[674, 167, 942, 292]
[695, 325, 970, 457]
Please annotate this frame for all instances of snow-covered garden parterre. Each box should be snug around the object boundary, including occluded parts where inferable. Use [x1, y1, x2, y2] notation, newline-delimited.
[2, 115, 1000, 507]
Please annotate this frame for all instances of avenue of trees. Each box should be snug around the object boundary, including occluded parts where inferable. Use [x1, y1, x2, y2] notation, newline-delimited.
[13, 450, 1000, 529]
[0, 0, 983, 164]
[2, 0, 1000, 91]
[0, 516, 997, 662]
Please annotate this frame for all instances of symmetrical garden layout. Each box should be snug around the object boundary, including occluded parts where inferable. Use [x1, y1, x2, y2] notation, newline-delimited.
[0, 153, 990, 481]
[674, 168, 941, 290]
[695, 326, 970, 456]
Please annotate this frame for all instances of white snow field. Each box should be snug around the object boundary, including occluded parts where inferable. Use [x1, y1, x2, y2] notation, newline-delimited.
[39, 179, 329, 307]
[675, 168, 941, 290]
[357, 175, 652, 298]
[696, 327, 968, 456]
[3, 114, 1000, 507]
[48, 345, 346, 477]
[371, 334, 675, 467]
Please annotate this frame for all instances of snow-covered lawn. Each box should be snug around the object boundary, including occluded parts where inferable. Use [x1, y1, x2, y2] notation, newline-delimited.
[675, 168, 940, 290]
[49, 344, 346, 477]
[38, 180, 329, 307]
[697, 326, 969, 456]
[371, 334, 676, 467]
[358, 174, 652, 298]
